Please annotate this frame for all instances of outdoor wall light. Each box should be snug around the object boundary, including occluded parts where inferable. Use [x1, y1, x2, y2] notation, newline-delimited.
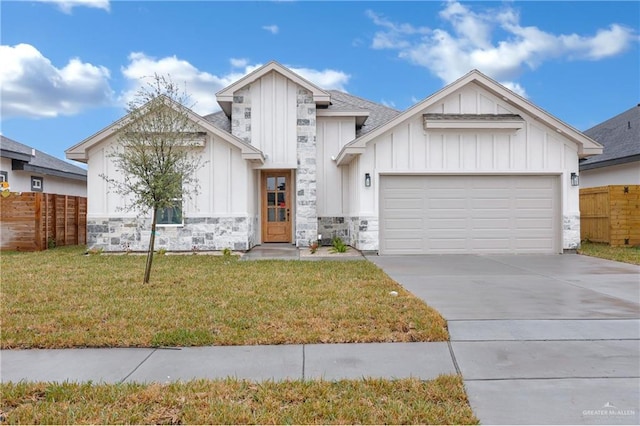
[570, 172, 579, 187]
[365, 173, 371, 187]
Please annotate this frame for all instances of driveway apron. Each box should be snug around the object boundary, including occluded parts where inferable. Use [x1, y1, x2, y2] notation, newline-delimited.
[368, 254, 640, 425]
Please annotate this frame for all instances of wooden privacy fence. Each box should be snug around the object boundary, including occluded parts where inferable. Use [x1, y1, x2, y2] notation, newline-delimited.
[0, 192, 87, 251]
[579, 185, 640, 247]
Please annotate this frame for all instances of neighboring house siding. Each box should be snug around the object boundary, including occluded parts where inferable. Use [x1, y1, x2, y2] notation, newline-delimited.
[580, 162, 640, 187]
[0, 157, 86, 197]
[353, 84, 582, 251]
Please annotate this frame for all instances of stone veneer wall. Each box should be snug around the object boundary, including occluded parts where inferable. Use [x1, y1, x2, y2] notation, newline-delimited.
[317, 217, 349, 246]
[295, 88, 318, 247]
[347, 216, 379, 252]
[87, 217, 255, 252]
[563, 213, 580, 251]
[231, 88, 251, 142]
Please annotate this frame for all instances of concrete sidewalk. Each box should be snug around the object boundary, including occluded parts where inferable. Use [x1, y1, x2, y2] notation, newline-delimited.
[1, 342, 455, 384]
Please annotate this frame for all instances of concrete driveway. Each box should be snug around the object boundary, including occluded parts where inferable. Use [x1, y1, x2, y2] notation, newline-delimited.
[368, 254, 640, 425]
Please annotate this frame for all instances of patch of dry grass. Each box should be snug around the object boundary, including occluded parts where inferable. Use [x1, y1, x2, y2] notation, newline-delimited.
[578, 241, 640, 265]
[0, 247, 448, 349]
[0, 375, 478, 425]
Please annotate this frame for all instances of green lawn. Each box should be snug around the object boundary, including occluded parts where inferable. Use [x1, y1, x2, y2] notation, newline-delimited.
[0, 247, 480, 425]
[0, 247, 448, 349]
[0, 376, 478, 424]
[578, 241, 640, 265]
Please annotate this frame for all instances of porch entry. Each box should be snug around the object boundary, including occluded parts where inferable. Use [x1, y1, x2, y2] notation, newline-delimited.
[261, 170, 292, 243]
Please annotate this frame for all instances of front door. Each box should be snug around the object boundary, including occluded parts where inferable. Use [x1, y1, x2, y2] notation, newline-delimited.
[262, 171, 292, 243]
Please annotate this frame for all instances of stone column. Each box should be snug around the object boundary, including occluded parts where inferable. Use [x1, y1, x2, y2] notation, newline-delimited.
[295, 88, 318, 247]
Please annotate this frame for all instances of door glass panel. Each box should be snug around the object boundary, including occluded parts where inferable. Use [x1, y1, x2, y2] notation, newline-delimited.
[267, 177, 276, 191]
[277, 177, 286, 190]
[267, 192, 275, 206]
[278, 208, 287, 222]
[277, 192, 285, 207]
[268, 208, 275, 222]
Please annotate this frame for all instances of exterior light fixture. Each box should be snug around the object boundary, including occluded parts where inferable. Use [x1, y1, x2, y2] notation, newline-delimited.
[571, 172, 579, 187]
[365, 173, 371, 187]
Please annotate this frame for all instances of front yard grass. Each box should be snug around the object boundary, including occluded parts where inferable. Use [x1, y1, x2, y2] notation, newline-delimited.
[578, 241, 640, 265]
[0, 376, 478, 424]
[0, 247, 448, 349]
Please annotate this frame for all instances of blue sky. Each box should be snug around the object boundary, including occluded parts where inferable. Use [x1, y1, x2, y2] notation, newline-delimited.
[1, 0, 639, 165]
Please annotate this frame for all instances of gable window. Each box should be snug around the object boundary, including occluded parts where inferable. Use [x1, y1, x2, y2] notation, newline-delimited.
[31, 176, 43, 192]
[157, 199, 183, 226]
[0, 171, 7, 182]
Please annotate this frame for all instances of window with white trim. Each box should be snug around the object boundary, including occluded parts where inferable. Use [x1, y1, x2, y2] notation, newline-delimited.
[31, 176, 43, 192]
[0, 171, 7, 182]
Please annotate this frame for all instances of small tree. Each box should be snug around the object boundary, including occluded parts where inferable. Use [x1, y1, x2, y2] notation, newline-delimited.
[102, 74, 204, 283]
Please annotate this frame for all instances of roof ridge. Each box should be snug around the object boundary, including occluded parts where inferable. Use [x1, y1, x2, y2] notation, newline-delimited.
[328, 89, 402, 113]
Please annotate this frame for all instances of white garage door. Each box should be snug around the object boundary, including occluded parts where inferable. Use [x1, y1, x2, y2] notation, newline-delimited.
[380, 175, 560, 255]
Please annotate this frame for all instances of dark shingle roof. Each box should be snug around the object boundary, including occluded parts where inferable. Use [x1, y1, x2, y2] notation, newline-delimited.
[0, 135, 87, 179]
[580, 104, 640, 169]
[202, 111, 231, 132]
[326, 90, 401, 136]
[202, 91, 401, 139]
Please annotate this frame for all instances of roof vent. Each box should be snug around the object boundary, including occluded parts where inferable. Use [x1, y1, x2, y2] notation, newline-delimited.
[629, 121, 631, 129]
[31, 148, 36, 157]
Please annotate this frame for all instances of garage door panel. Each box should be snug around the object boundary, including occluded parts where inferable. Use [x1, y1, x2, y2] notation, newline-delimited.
[380, 175, 559, 254]
[470, 218, 511, 229]
[384, 239, 424, 250]
[384, 218, 423, 230]
[428, 218, 467, 229]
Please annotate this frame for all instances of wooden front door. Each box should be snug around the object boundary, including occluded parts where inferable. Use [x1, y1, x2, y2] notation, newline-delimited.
[261, 171, 292, 243]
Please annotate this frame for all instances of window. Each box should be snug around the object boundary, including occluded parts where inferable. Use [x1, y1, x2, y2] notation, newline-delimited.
[0, 171, 7, 182]
[157, 199, 183, 225]
[31, 176, 43, 192]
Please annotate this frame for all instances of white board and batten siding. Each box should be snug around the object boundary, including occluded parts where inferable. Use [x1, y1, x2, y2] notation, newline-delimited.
[380, 175, 561, 254]
[358, 82, 579, 254]
[87, 133, 252, 218]
[316, 117, 355, 216]
[248, 72, 299, 169]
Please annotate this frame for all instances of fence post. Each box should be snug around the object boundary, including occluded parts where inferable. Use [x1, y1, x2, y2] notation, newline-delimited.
[75, 196, 80, 245]
[34, 193, 43, 251]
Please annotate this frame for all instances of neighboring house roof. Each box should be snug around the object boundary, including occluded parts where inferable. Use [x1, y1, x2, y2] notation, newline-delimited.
[66, 95, 264, 164]
[580, 104, 640, 170]
[216, 61, 332, 116]
[335, 69, 603, 165]
[1, 135, 87, 181]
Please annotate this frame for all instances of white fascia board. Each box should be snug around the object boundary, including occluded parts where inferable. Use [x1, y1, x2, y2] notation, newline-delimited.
[335, 146, 365, 166]
[424, 120, 524, 130]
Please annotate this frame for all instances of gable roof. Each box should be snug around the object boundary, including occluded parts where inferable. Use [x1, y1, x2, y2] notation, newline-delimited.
[66, 96, 264, 164]
[215, 61, 332, 116]
[580, 104, 640, 170]
[335, 69, 603, 165]
[204, 90, 401, 138]
[1, 135, 87, 181]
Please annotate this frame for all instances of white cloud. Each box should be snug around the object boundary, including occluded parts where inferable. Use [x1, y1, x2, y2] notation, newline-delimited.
[0, 43, 113, 118]
[230, 58, 249, 68]
[121, 54, 351, 114]
[36, 0, 110, 14]
[262, 24, 279, 35]
[369, 1, 638, 93]
[288, 66, 350, 91]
